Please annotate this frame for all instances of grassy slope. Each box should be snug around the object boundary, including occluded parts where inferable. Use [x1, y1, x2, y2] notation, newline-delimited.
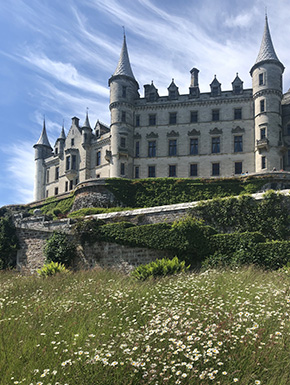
[1, 268, 290, 385]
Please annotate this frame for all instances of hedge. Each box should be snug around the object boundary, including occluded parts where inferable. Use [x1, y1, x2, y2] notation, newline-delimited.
[210, 232, 266, 256]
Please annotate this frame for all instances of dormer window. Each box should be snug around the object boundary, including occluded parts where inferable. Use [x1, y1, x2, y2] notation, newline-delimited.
[71, 138, 74, 146]
[55, 147, 58, 155]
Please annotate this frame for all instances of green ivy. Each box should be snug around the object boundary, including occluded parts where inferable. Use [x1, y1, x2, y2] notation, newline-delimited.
[131, 257, 190, 280]
[44, 232, 76, 267]
[0, 217, 19, 269]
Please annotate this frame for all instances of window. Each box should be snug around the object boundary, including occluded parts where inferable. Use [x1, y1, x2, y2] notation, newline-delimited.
[121, 111, 126, 122]
[190, 111, 198, 123]
[71, 138, 74, 146]
[149, 114, 156, 126]
[234, 85, 241, 94]
[136, 115, 140, 127]
[72, 155, 76, 170]
[261, 156, 266, 169]
[95, 129, 100, 137]
[212, 137, 220, 153]
[46, 169, 49, 184]
[65, 181, 68, 192]
[169, 139, 177, 156]
[70, 180, 73, 190]
[135, 166, 139, 179]
[259, 73, 264, 86]
[169, 90, 176, 98]
[212, 110, 220, 121]
[148, 141, 156, 157]
[66, 156, 70, 171]
[169, 112, 177, 125]
[169, 165, 177, 177]
[120, 163, 125, 175]
[235, 162, 243, 175]
[190, 138, 198, 155]
[55, 166, 59, 180]
[120, 137, 126, 148]
[54, 187, 58, 196]
[122, 86, 127, 98]
[234, 108, 242, 120]
[190, 164, 198, 177]
[212, 86, 219, 97]
[234, 136, 243, 152]
[55, 147, 58, 155]
[148, 166, 156, 177]
[75, 178, 78, 185]
[260, 127, 266, 139]
[260, 100, 265, 113]
[212, 163, 220, 176]
[135, 141, 140, 157]
[96, 151, 101, 166]
[46, 190, 48, 198]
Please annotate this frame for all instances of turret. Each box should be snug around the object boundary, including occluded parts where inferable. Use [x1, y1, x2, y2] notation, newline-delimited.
[33, 120, 53, 201]
[108, 34, 139, 178]
[82, 109, 92, 147]
[54, 124, 66, 157]
[250, 15, 284, 172]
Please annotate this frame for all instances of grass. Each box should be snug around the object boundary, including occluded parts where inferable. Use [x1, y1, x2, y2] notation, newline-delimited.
[1, 267, 290, 384]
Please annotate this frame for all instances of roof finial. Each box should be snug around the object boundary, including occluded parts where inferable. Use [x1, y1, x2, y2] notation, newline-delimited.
[122, 26, 126, 38]
[265, 6, 267, 18]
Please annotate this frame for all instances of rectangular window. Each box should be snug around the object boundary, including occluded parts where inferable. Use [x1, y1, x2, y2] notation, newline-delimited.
[212, 163, 220, 176]
[169, 165, 177, 177]
[190, 111, 198, 123]
[72, 155, 76, 170]
[260, 127, 266, 139]
[234, 85, 241, 94]
[190, 163, 198, 177]
[75, 178, 78, 185]
[212, 109, 220, 121]
[136, 115, 140, 127]
[55, 166, 59, 180]
[169, 139, 177, 156]
[122, 86, 127, 98]
[235, 162, 243, 175]
[46, 190, 48, 198]
[71, 138, 74, 146]
[96, 151, 101, 166]
[135, 141, 140, 157]
[66, 156, 70, 171]
[212, 86, 219, 97]
[55, 147, 58, 155]
[234, 136, 243, 152]
[261, 156, 266, 169]
[135, 166, 139, 179]
[212, 137, 220, 153]
[190, 138, 198, 155]
[46, 169, 49, 184]
[149, 114, 156, 126]
[121, 111, 126, 122]
[70, 180, 73, 190]
[169, 112, 177, 125]
[120, 163, 125, 175]
[54, 187, 58, 196]
[148, 141, 156, 157]
[65, 181, 68, 192]
[120, 137, 126, 148]
[259, 73, 264, 86]
[148, 166, 156, 177]
[234, 108, 242, 120]
[260, 100, 265, 112]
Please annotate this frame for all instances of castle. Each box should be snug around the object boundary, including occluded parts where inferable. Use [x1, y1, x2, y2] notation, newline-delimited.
[33, 16, 290, 201]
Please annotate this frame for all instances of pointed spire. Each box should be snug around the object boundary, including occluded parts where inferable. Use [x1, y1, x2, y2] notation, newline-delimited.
[112, 34, 135, 80]
[251, 16, 284, 74]
[35, 119, 52, 148]
[58, 123, 66, 140]
[82, 108, 91, 129]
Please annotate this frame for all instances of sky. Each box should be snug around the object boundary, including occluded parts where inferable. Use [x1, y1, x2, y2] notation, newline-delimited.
[1, 0, 290, 207]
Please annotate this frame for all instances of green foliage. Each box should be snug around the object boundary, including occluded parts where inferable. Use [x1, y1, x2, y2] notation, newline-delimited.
[44, 232, 76, 267]
[0, 217, 19, 269]
[210, 232, 266, 256]
[131, 256, 189, 280]
[37, 261, 69, 277]
[192, 193, 290, 239]
[68, 206, 133, 218]
[105, 177, 271, 208]
[31, 195, 75, 218]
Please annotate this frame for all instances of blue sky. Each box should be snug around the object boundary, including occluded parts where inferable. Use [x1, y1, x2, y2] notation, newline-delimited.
[1, 0, 290, 207]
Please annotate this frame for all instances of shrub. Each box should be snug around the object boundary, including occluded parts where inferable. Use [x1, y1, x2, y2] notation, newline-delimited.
[0, 217, 19, 269]
[37, 261, 69, 277]
[44, 232, 76, 267]
[31, 195, 75, 218]
[131, 256, 189, 280]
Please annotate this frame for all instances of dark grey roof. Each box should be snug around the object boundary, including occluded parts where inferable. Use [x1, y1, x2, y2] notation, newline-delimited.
[59, 125, 66, 140]
[113, 36, 135, 80]
[35, 120, 52, 148]
[255, 16, 280, 64]
[82, 111, 91, 129]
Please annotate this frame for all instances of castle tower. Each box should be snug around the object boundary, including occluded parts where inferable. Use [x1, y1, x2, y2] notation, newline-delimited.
[108, 34, 139, 178]
[54, 124, 66, 157]
[33, 120, 53, 201]
[250, 15, 285, 172]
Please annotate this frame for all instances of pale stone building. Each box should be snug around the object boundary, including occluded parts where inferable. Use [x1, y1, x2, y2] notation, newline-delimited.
[34, 16, 290, 201]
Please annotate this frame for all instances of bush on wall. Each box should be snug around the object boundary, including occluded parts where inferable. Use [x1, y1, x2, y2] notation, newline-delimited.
[44, 231, 76, 267]
[0, 217, 19, 269]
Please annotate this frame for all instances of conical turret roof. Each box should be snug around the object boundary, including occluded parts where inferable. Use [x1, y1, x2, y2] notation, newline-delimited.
[34, 120, 52, 148]
[250, 16, 284, 74]
[58, 124, 66, 140]
[82, 110, 91, 130]
[112, 35, 135, 80]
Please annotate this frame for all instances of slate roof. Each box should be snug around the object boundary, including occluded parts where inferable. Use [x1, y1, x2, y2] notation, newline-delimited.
[255, 16, 281, 64]
[35, 120, 52, 148]
[113, 36, 135, 80]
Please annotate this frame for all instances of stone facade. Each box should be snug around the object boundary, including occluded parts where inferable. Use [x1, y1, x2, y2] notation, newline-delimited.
[33, 17, 290, 202]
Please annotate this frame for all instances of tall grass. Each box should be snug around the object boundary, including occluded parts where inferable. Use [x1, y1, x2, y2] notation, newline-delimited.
[1, 267, 290, 384]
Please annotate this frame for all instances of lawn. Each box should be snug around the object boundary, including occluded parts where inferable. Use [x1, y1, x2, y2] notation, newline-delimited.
[1, 267, 290, 384]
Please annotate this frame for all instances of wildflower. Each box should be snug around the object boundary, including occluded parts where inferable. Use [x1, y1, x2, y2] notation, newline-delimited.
[255, 381, 261, 384]
[222, 371, 228, 375]
[234, 378, 239, 382]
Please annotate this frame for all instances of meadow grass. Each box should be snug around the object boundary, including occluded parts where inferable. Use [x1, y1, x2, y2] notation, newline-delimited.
[1, 267, 290, 385]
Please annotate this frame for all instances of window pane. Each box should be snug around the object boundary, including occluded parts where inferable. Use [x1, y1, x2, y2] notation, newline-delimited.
[190, 164, 198, 176]
[235, 162, 242, 174]
[169, 139, 177, 156]
[212, 137, 220, 153]
[169, 165, 176, 177]
[148, 141, 156, 157]
[148, 166, 156, 177]
[169, 112, 177, 124]
[212, 110, 219, 121]
[190, 138, 198, 155]
[212, 163, 220, 176]
[234, 136, 243, 152]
